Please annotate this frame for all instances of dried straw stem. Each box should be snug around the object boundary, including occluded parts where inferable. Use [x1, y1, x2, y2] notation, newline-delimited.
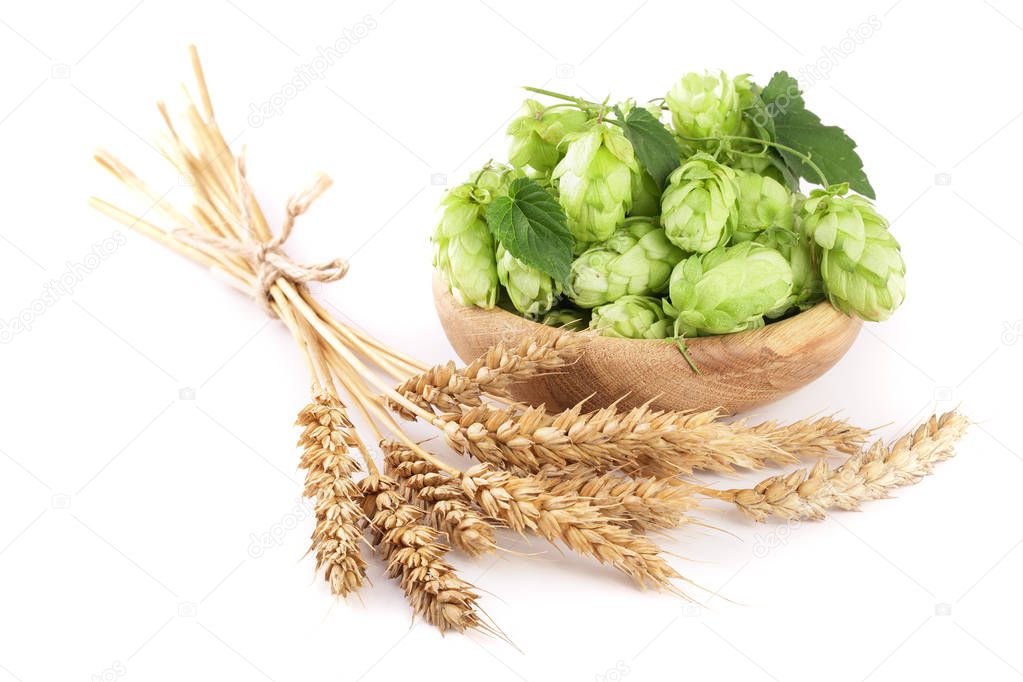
[705, 411, 969, 522]
[381, 441, 498, 557]
[459, 464, 686, 593]
[297, 394, 366, 596]
[359, 474, 490, 634]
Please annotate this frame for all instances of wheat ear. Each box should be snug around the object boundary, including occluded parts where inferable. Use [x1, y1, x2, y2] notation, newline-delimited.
[436, 401, 789, 476]
[359, 474, 491, 634]
[459, 464, 687, 593]
[381, 441, 498, 557]
[536, 463, 698, 531]
[747, 415, 874, 457]
[390, 328, 586, 418]
[297, 395, 366, 596]
[706, 411, 969, 522]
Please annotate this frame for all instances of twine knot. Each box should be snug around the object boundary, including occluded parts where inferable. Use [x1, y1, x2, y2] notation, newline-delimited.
[175, 158, 348, 315]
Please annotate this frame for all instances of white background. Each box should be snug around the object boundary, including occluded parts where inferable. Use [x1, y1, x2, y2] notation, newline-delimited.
[1, 0, 1021, 680]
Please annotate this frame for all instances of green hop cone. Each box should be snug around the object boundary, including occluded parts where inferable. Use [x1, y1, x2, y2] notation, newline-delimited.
[566, 218, 684, 308]
[728, 153, 787, 186]
[801, 184, 906, 321]
[553, 123, 639, 244]
[666, 242, 793, 336]
[541, 307, 589, 331]
[590, 295, 672, 339]
[754, 227, 824, 317]
[433, 164, 519, 308]
[661, 152, 739, 253]
[666, 71, 750, 151]
[496, 243, 561, 317]
[736, 172, 795, 234]
[507, 99, 590, 174]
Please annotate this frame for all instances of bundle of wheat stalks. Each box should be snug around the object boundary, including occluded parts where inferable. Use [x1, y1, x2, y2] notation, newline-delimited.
[89, 48, 968, 635]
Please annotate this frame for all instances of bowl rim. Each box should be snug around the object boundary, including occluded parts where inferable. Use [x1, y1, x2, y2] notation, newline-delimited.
[433, 271, 856, 351]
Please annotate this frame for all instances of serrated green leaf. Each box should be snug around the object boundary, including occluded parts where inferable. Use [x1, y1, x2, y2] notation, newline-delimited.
[618, 106, 680, 189]
[485, 177, 574, 284]
[760, 71, 875, 198]
[742, 86, 775, 142]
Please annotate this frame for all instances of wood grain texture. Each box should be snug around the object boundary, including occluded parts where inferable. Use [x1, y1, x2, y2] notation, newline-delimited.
[433, 274, 862, 415]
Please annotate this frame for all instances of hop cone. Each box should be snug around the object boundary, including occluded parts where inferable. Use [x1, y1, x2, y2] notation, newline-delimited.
[554, 123, 638, 244]
[754, 227, 823, 317]
[496, 244, 560, 317]
[667, 242, 793, 336]
[801, 184, 906, 321]
[590, 295, 672, 339]
[661, 152, 739, 253]
[666, 71, 749, 152]
[433, 164, 519, 308]
[567, 219, 683, 308]
[507, 99, 590, 173]
[736, 172, 795, 236]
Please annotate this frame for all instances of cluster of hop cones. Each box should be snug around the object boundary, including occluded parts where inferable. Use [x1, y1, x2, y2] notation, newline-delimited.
[90, 47, 968, 635]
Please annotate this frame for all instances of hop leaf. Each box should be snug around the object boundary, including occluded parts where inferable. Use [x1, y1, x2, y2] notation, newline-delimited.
[485, 177, 574, 284]
[617, 103, 680, 189]
[759, 71, 875, 198]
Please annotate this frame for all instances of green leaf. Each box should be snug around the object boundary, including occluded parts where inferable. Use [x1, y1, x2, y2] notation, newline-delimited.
[618, 106, 680, 189]
[742, 86, 775, 142]
[485, 177, 574, 284]
[760, 71, 875, 198]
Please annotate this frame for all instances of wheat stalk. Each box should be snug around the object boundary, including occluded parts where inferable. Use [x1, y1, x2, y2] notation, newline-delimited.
[705, 411, 969, 522]
[297, 394, 366, 596]
[381, 441, 498, 557]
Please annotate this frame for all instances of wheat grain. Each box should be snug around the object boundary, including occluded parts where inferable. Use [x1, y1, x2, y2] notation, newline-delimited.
[711, 411, 968, 522]
[390, 328, 586, 418]
[436, 401, 791, 476]
[297, 395, 366, 596]
[536, 463, 698, 531]
[359, 474, 489, 634]
[747, 415, 874, 458]
[381, 442, 498, 557]
[459, 464, 687, 592]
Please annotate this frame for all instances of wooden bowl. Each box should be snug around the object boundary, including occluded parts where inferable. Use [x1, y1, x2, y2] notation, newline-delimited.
[433, 274, 861, 414]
